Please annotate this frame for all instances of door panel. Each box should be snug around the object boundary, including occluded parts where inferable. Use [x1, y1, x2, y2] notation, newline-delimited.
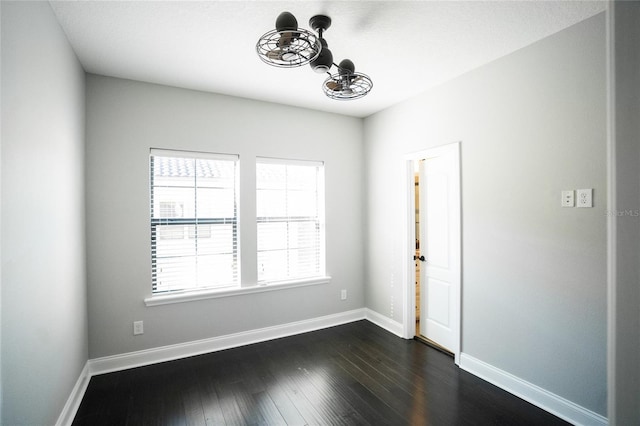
[424, 172, 449, 269]
[426, 277, 450, 326]
[418, 146, 460, 352]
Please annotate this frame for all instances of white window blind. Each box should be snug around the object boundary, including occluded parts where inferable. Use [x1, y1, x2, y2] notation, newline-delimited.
[150, 149, 239, 294]
[256, 158, 325, 283]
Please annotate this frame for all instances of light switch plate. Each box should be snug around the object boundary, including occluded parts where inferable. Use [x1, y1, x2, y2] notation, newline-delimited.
[577, 188, 593, 208]
[562, 190, 574, 207]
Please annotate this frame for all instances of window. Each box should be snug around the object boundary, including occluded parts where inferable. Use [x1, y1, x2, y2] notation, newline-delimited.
[150, 149, 239, 294]
[256, 158, 325, 283]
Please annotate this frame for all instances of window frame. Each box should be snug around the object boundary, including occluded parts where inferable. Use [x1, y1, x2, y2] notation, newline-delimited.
[149, 148, 240, 295]
[256, 157, 327, 285]
[144, 152, 331, 307]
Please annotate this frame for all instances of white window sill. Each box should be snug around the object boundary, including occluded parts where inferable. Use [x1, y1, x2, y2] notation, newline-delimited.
[144, 276, 332, 307]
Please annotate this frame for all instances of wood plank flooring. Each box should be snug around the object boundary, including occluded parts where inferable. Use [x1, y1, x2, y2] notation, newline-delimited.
[73, 320, 569, 425]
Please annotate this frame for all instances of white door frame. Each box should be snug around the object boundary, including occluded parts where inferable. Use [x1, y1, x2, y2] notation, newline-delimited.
[402, 142, 461, 364]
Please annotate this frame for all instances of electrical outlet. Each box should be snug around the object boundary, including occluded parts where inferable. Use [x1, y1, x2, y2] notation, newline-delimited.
[341, 289, 347, 300]
[577, 188, 593, 208]
[133, 320, 144, 335]
[561, 190, 574, 207]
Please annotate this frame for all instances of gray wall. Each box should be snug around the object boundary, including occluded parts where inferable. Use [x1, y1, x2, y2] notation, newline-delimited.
[363, 13, 607, 416]
[1, 2, 87, 425]
[611, 2, 640, 424]
[85, 75, 364, 358]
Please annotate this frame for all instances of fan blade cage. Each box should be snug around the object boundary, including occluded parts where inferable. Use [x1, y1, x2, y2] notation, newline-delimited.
[322, 72, 373, 100]
[256, 28, 321, 67]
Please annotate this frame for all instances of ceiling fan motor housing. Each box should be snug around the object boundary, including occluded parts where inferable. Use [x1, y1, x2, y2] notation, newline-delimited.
[275, 11, 298, 31]
[338, 59, 355, 76]
[310, 39, 333, 73]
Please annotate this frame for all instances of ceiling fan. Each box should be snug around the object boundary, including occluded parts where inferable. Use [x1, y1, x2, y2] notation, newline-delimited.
[256, 12, 373, 101]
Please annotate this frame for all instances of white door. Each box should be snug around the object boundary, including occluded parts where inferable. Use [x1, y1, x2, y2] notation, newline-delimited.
[418, 144, 460, 352]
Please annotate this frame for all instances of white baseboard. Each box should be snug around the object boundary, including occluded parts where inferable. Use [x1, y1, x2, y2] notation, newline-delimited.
[364, 308, 405, 337]
[459, 353, 607, 426]
[55, 362, 90, 426]
[89, 308, 366, 376]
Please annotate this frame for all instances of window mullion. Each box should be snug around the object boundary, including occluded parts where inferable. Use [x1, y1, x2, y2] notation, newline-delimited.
[193, 160, 199, 287]
[285, 165, 290, 279]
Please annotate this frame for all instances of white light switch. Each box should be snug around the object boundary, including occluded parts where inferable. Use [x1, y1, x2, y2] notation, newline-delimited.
[577, 188, 593, 208]
[561, 190, 574, 207]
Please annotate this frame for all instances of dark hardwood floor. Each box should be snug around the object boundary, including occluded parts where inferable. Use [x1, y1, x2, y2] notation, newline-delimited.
[73, 320, 569, 425]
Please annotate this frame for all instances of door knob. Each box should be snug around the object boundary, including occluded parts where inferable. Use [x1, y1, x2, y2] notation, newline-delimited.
[413, 255, 425, 262]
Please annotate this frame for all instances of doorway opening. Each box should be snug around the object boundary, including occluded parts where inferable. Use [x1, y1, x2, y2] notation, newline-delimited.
[403, 142, 461, 364]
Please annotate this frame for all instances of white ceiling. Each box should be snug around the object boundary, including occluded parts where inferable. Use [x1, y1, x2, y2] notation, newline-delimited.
[49, 1, 606, 118]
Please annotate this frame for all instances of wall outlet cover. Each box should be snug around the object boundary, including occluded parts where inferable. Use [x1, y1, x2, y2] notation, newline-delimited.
[576, 188, 593, 208]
